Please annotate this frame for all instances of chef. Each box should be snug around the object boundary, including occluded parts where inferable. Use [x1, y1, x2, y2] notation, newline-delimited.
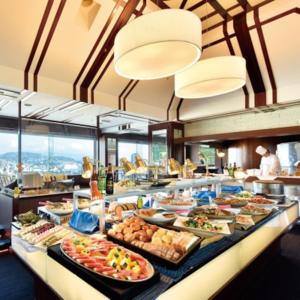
[255, 145, 281, 176]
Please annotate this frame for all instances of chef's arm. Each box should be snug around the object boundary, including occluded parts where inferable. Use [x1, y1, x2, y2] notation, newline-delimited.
[269, 157, 281, 175]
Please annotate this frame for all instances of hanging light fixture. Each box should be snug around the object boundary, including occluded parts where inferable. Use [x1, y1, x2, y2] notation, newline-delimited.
[175, 56, 246, 98]
[114, 9, 202, 80]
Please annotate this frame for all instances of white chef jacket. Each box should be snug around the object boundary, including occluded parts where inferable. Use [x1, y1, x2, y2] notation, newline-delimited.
[260, 154, 281, 176]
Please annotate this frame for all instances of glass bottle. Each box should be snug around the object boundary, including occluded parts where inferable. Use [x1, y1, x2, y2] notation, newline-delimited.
[97, 163, 106, 196]
[106, 163, 114, 195]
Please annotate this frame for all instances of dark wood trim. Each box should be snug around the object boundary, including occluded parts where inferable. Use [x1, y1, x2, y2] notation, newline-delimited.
[96, 116, 100, 161]
[150, 0, 170, 9]
[123, 80, 139, 111]
[233, 13, 266, 107]
[24, 0, 54, 89]
[72, 0, 124, 100]
[33, 0, 66, 92]
[237, 0, 251, 10]
[254, 7, 277, 104]
[209, 0, 230, 20]
[204, 0, 274, 33]
[203, 7, 300, 52]
[118, 80, 134, 110]
[90, 54, 114, 104]
[18, 101, 22, 167]
[202, 35, 233, 50]
[90, 0, 146, 105]
[149, 121, 184, 161]
[187, 0, 205, 12]
[223, 21, 249, 109]
[79, 0, 140, 102]
[179, 0, 188, 9]
[166, 92, 175, 121]
[256, 7, 300, 27]
[176, 98, 184, 121]
[174, 125, 300, 144]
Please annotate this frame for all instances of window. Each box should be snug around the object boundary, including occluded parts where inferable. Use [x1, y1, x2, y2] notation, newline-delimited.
[22, 134, 94, 175]
[118, 141, 148, 164]
[107, 138, 117, 166]
[199, 145, 216, 166]
[0, 131, 18, 176]
[151, 129, 167, 165]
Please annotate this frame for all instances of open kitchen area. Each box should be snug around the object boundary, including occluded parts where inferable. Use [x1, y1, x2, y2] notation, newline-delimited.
[0, 0, 300, 300]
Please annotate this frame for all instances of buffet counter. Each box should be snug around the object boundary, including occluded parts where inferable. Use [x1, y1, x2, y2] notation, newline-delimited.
[0, 189, 73, 227]
[11, 202, 298, 300]
[245, 175, 300, 185]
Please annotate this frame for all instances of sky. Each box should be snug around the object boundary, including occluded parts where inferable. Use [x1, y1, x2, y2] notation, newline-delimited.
[0, 132, 94, 161]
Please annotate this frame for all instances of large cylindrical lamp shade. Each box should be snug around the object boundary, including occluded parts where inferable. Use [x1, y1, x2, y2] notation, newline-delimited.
[114, 9, 202, 80]
[175, 56, 246, 98]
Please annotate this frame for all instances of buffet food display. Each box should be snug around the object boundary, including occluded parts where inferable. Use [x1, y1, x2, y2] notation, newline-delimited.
[61, 234, 154, 282]
[214, 197, 248, 207]
[189, 206, 235, 219]
[135, 209, 177, 224]
[43, 201, 73, 215]
[157, 196, 197, 211]
[241, 205, 272, 216]
[12, 172, 292, 300]
[173, 216, 232, 237]
[107, 216, 200, 265]
[16, 220, 69, 245]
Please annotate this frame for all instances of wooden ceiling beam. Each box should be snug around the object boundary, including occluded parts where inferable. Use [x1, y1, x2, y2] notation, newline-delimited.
[180, 0, 188, 9]
[208, 0, 230, 20]
[167, 92, 175, 121]
[149, 0, 170, 9]
[237, 0, 251, 10]
[24, 0, 54, 90]
[233, 13, 266, 107]
[79, 0, 140, 102]
[187, 0, 206, 11]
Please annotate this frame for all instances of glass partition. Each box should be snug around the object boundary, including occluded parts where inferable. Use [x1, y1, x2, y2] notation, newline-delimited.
[151, 129, 167, 166]
[106, 137, 117, 166]
[0, 131, 18, 178]
[22, 134, 94, 174]
[21, 119, 96, 175]
[118, 141, 148, 164]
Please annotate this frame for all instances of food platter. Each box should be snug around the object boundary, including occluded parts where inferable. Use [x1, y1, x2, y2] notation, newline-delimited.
[240, 205, 272, 216]
[78, 198, 91, 209]
[107, 216, 201, 268]
[60, 234, 154, 283]
[247, 197, 277, 208]
[214, 198, 248, 208]
[188, 206, 235, 220]
[134, 209, 177, 224]
[45, 202, 73, 215]
[173, 216, 232, 238]
[158, 200, 197, 211]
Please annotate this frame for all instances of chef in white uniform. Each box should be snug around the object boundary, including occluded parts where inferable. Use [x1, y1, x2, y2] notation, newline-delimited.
[256, 146, 281, 176]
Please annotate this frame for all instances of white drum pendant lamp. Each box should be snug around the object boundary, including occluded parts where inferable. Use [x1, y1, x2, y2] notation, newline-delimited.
[114, 9, 202, 80]
[175, 56, 246, 98]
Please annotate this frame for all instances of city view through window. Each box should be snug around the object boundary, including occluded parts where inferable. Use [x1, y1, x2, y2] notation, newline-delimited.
[118, 141, 148, 164]
[0, 131, 94, 176]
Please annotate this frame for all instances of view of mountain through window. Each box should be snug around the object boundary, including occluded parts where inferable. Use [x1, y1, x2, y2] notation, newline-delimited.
[0, 131, 94, 176]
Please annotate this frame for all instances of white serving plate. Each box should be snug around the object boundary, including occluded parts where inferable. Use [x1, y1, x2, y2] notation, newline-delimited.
[46, 207, 73, 215]
[173, 216, 231, 237]
[159, 202, 197, 211]
[247, 199, 277, 209]
[135, 211, 177, 224]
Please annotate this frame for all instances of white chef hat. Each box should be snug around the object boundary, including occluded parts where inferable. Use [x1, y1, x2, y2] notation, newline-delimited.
[256, 145, 267, 156]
